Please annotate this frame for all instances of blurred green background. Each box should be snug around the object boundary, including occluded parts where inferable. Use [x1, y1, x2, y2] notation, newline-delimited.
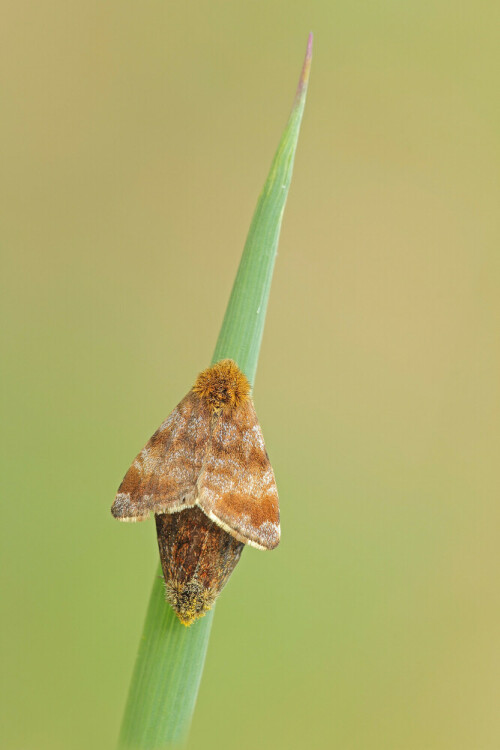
[2, 2, 499, 749]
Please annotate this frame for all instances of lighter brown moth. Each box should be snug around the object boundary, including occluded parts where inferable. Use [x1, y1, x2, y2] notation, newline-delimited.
[111, 359, 279, 626]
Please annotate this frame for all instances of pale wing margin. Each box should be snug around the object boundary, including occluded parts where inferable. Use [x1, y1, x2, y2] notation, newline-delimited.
[196, 401, 280, 550]
[111, 391, 210, 521]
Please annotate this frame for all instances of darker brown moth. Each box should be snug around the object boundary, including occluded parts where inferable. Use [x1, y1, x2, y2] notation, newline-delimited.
[111, 359, 279, 626]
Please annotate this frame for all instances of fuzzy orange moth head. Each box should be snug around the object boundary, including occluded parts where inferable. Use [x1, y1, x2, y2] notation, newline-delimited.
[111, 359, 279, 626]
[192, 359, 251, 413]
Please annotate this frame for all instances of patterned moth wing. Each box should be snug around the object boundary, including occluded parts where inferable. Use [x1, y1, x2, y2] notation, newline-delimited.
[197, 398, 280, 550]
[111, 391, 211, 521]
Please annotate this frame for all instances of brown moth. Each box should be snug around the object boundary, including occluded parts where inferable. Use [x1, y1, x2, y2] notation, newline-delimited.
[111, 359, 279, 626]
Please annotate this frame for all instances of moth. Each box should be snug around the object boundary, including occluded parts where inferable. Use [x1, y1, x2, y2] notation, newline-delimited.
[111, 359, 279, 626]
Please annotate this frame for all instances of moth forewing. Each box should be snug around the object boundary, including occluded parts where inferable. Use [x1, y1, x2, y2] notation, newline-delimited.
[111, 391, 211, 521]
[196, 400, 280, 551]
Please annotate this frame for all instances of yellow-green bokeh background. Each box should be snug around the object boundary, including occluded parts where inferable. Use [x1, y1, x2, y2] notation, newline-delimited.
[2, 3, 499, 749]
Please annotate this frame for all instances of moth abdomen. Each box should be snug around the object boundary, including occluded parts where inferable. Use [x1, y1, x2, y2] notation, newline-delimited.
[155, 507, 244, 626]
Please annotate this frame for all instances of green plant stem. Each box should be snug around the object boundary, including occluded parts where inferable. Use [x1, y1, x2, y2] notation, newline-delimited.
[117, 33, 312, 750]
[213, 34, 313, 386]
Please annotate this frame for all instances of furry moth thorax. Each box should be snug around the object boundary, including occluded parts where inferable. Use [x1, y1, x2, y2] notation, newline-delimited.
[192, 359, 251, 413]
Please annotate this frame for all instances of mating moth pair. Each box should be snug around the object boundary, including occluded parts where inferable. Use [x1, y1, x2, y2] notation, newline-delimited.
[111, 359, 279, 626]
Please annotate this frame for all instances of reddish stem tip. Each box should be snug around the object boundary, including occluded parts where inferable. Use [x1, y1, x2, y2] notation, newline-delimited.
[296, 32, 313, 101]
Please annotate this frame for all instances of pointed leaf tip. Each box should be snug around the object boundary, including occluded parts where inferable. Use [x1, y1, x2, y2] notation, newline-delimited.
[295, 32, 313, 103]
